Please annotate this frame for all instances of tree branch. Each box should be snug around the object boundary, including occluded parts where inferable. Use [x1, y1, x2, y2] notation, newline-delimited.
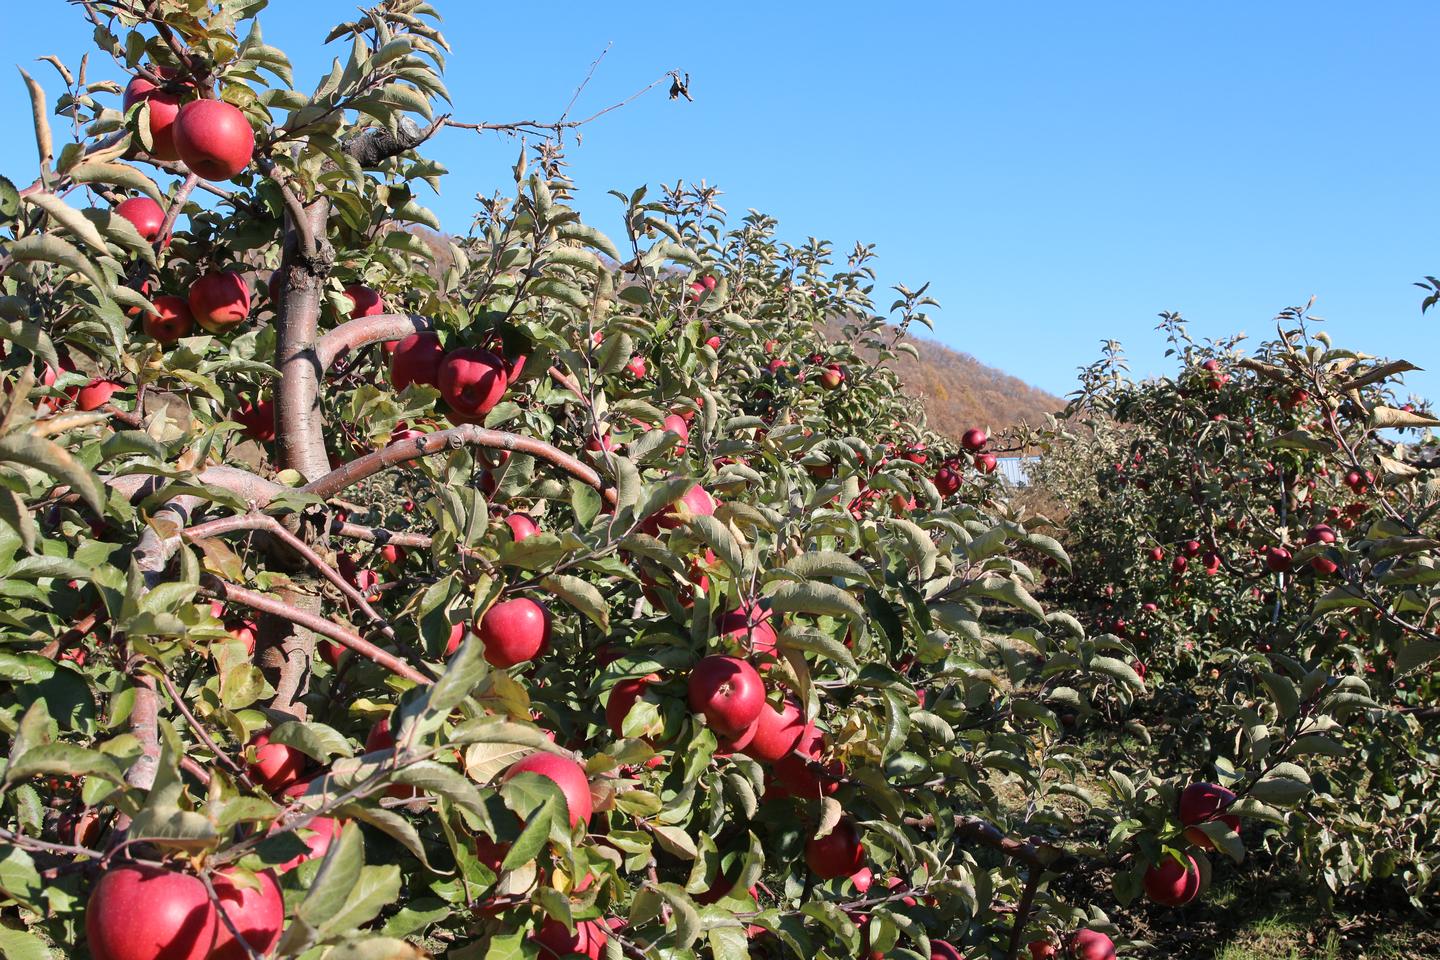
[301, 423, 615, 505]
[201, 577, 430, 685]
[314, 312, 433, 371]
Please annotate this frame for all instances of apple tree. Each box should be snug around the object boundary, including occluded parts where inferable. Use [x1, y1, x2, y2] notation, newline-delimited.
[0, 3, 1367, 960]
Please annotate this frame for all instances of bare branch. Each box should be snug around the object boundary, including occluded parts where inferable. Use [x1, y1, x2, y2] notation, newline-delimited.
[315, 312, 434, 371]
[202, 577, 431, 685]
[302, 423, 615, 505]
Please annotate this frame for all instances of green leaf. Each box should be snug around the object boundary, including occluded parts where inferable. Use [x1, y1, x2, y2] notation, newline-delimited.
[0, 432, 104, 514]
[297, 820, 366, 927]
[778, 550, 871, 585]
[0, 926, 50, 960]
[767, 580, 864, 620]
[886, 518, 938, 579]
[539, 575, 610, 632]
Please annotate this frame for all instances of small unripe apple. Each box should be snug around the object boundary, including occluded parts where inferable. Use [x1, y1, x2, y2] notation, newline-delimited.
[115, 196, 166, 241]
[438, 347, 508, 418]
[804, 817, 864, 878]
[144, 295, 194, 343]
[687, 655, 765, 737]
[477, 597, 552, 668]
[961, 427, 987, 451]
[343, 284, 383, 318]
[173, 99, 254, 181]
[390, 332, 446, 391]
[504, 752, 592, 828]
[123, 74, 184, 161]
[189, 271, 251, 333]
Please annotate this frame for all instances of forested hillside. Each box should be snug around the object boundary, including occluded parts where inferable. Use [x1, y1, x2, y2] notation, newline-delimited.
[827, 318, 1062, 437]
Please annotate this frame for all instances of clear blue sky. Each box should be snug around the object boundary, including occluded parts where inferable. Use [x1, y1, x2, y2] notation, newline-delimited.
[3, 2, 1437, 403]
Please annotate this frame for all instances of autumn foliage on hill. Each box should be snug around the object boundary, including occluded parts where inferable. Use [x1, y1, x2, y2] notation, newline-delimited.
[824, 317, 1061, 440]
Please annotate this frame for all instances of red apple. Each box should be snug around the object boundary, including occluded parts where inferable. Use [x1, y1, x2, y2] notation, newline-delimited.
[1028, 941, 1058, 959]
[115, 196, 166, 242]
[1264, 546, 1291, 573]
[687, 655, 765, 737]
[505, 513, 539, 542]
[247, 731, 306, 794]
[380, 544, 406, 566]
[225, 619, 257, 656]
[640, 483, 717, 535]
[275, 816, 342, 874]
[1068, 930, 1116, 960]
[189, 272, 251, 333]
[625, 356, 647, 379]
[77, 378, 123, 412]
[144, 295, 194, 343]
[235, 400, 275, 443]
[531, 918, 611, 960]
[961, 427, 987, 451]
[974, 452, 998, 474]
[86, 862, 218, 960]
[934, 462, 962, 496]
[209, 868, 284, 960]
[343, 284, 383, 318]
[606, 674, 660, 736]
[931, 942, 965, 960]
[504, 752, 592, 828]
[1143, 851, 1202, 907]
[477, 597, 551, 668]
[819, 364, 845, 390]
[173, 99, 254, 181]
[716, 601, 777, 657]
[1179, 782, 1239, 850]
[804, 817, 864, 878]
[123, 75, 184, 161]
[390, 332, 446, 391]
[1305, 525, 1336, 545]
[1147, 546, 1165, 563]
[438, 347, 507, 418]
[744, 697, 809, 763]
[444, 620, 468, 657]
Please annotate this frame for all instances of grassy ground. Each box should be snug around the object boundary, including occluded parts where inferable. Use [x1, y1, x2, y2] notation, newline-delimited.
[1112, 862, 1439, 959]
